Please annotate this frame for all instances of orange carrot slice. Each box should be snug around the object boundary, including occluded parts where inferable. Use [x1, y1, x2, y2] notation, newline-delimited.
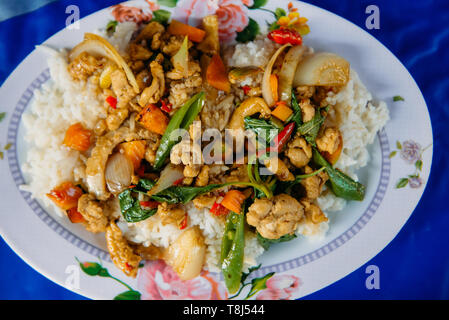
[168, 20, 206, 43]
[119, 140, 146, 170]
[67, 207, 85, 224]
[63, 123, 92, 152]
[272, 102, 293, 121]
[270, 74, 279, 104]
[206, 54, 230, 92]
[137, 104, 168, 135]
[221, 190, 246, 214]
[47, 182, 83, 210]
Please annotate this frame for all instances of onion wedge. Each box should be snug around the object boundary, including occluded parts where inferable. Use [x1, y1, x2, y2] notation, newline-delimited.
[278, 45, 306, 105]
[262, 44, 291, 107]
[293, 52, 350, 87]
[147, 164, 184, 196]
[69, 33, 139, 93]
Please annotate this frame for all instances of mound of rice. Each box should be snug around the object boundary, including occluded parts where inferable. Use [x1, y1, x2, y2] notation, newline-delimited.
[21, 25, 388, 273]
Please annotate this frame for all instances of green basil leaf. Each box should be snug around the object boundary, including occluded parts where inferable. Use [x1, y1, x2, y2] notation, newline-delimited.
[256, 232, 297, 250]
[151, 184, 224, 204]
[119, 189, 157, 223]
[297, 110, 325, 146]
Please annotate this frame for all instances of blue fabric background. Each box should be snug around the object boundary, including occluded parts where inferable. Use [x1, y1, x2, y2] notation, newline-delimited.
[0, 0, 448, 300]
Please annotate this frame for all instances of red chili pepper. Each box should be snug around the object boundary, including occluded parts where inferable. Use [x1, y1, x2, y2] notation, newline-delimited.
[258, 122, 296, 157]
[268, 28, 302, 46]
[179, 213, 188, 230]
[106, 96, 117, 109]
[160, 99, 172, 113]
[140, 201, 159, 209]
[242, 85, 251, 95]
[210, 202, 230, 216]
[173, 178, 184, 186]
[136, 164, 145, 177]
[67, 207, 85, 224]
[128, 185, 136, 189]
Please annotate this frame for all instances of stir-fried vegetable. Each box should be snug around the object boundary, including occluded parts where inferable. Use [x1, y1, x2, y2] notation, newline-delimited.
[47, 182, 84, 210]
[147, 164, 184, 196]
[257, 232, 297, 250]
[313, 148, 365, 201]
[206, 54, 230, 92]
[69, 33, 139, 93]
[278, 45, 306, 105]
[297, 107, 326, 146]
[272, 102, 293, 122]
[228, 97, 271, 130]
[105, 152, 134, 194]
[63, 123, 92, 152]
[137, 104, 169, 135]
[67, 207, 85, 224]
[167, 20, 206, 43]
[293, 52, 350, 87]
[262, 44, 291, 107]
[210, 202, 229, 216]
[288, 89, 303, 126]
[172, 36, 189, 78]
[119, 188, 158, 223]
[322, 135, 343, 165]
[153, 92, 205, 170]
[221, 210, 245, 294]
[221, 190, 246, 214]
[118, 140, 146, 171]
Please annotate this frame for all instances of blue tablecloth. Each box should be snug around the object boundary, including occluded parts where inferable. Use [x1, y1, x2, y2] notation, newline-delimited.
[0, 0, 448, 300]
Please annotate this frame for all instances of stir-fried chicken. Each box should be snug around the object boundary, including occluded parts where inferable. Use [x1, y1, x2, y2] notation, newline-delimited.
[316, 127, 342, 155]
[300, 166, 329, 200]
[285, 135, 312, 168]
[139, 61, 165, 107]
[111, 69, 136, 108]
[106, 221, 141, 278]
[77, 194, 108, 233]
[247, 194, 304, 240]
[68, 52, 104, 81]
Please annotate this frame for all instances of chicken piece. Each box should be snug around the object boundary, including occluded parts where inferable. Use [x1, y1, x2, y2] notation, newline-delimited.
[247, 194, 304, 240]
[106, 107, 129, 131]
[157, 202, 186, 227]
[139, 61, 165, 107]
[77, 194, 108, 233]
[136, 69, 151, 91]
[295, 86, 315, 99]
[300, 166, 329, 200]
[225, 165, 250, 184]
[144, 138, 160, 165]
[168, 73, 203, 110]
[151, 32, 163, 50]
[111, 69, 136, 109]
[135, 21, 165, 42]
[68, 52, 104, 81]
[264, 158, 294, 181]
[316, 127, 342, 155]
[94, 119, 107, 136]
[85, 126, 159, 200]
[193, 194, 217, 210]
[285, 135, 312, 168]
[133, 244, 163, 260]
[128, 43, 152, 61]
[162, 35, 191, 56]
[197, 15, 219, 55]
[200, 94, 235, 131]
[299, 98, 315, 122]
[106, 221, 141, 278]
[195, 165, 210, 187]
[184, 164, 201, 178]
[300, 199, 328, 224]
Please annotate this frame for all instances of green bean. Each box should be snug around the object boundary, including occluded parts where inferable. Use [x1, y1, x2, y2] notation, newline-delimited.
[153, 92, 205, 170]
[221, 210, 245, 294]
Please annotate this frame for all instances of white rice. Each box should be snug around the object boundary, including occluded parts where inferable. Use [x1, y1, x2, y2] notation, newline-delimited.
[21, 28, 388, 271]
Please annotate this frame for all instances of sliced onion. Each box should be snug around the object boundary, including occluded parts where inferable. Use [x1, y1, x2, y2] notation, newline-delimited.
[293, 52, 350, 87]
[105, 152, 133, 194]
[262, 44, 291, 107]
[278, 45, 306, 105]
[172, 36, 189, 78]
[147, 163, 184, 196]
[69, 33, 139, 93]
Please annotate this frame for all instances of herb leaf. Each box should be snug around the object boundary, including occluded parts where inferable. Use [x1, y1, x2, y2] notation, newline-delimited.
[106, 20, 118, 34]
[244, 117, 281, 148]
[257, 233, 297, 250]
[151, 184, 224, 204]
[297, 109, 325, 146]
[119, 189, 157, 223]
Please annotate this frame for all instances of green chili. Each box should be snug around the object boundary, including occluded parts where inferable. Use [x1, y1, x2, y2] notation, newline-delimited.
[221, 210, 245, 294]
[312, 148, 365, 201]
[153, 92, 205, 170]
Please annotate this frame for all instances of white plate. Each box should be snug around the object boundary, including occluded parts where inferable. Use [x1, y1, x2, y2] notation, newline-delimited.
[0, 0, 432, 300]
